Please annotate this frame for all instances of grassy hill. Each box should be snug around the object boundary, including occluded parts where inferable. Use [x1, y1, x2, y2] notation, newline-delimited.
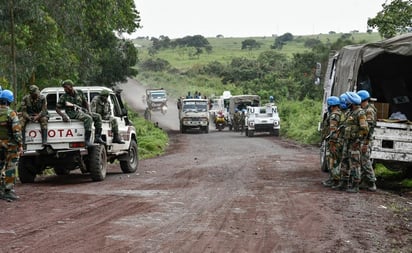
[134, 32, 382, 70]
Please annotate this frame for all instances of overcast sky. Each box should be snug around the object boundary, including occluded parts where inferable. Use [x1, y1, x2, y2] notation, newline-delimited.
[130, 0, 386, 38]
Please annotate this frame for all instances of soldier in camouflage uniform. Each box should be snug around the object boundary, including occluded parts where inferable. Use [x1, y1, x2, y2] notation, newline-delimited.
[337, 92, 369, 193]
[357, 90, 377, 191]
[322, 96, 342, 187]
[90, 90, 124, 144]
[20, 85, 48, 145]
[55, 80, 105, 146]
[0, 90, 23, 201]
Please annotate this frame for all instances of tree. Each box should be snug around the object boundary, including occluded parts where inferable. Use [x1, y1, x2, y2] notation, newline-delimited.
[241, 39, 261, 50]
[367, 0, 412, 38]
[271, 32, 294, 50]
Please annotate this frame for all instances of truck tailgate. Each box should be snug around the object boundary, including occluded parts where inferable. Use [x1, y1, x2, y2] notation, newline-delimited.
[25, 118, 85, 151]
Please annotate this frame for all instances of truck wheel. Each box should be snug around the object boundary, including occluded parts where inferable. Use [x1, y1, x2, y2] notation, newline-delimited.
[180, 124, 186, 133]
[273, 129, 280, 137]
[204, 125, 209, 134]
[247, 130, 254, 137]
[120, 140, 138, 173]
[18, 157, 37, 183]
[88, 144, 107, 181]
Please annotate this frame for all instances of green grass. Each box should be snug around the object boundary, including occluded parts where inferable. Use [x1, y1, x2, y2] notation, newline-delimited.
[135, 32, 383, 70]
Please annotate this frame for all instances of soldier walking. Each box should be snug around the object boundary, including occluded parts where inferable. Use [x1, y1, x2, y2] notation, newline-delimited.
[0, 90, 23, 201]
[55, 80, 105, 146]
[20, 85, 48, 146]
[91, 90, 124, 144]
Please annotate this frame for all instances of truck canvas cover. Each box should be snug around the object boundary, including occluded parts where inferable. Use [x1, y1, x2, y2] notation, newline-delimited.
[331, 33, 412, 121]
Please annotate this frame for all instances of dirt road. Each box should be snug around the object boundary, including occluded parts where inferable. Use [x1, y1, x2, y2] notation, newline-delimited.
[1, 79, 411, 253]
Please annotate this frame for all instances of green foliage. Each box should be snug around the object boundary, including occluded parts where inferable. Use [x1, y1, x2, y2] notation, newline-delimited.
[367, 0, 412, 38]
[140, 58, 171, 72]
[278, 98, 322, 144]
[0, 0, 141, 97]
[241, 39, 261, 50]
[271, 32, 294, 49]
[127, 109, 169, 159]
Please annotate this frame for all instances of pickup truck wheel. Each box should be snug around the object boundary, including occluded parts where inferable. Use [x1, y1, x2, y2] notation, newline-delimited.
[88, 144, 107, 181]
[204, 125, 209, 134]
[18, 157, 37, 183]
[120, 140, 138, 173]
[273, 129, 280, 137]
[247, 130, 254, 137]
[180, 124, 186, 133]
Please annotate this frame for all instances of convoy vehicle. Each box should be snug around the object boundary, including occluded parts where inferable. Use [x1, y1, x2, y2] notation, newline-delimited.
[228, 95, 260, 131]
[145, 88, 168, 118]
[18, 86, 139, 183]
[245, 103, 280, 137]
[319, 33, 412, 171]
[209, 90, 231, 124]
[178, 98, 209, 133]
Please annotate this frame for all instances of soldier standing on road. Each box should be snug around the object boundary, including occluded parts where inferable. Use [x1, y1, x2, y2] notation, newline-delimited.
[20, 85, 48, 146]
[0, 90, 23, 201]
[357, 90, 377, 191]
[91, 90, 125, 144]
[336, 92, 369, 193]
[322, 96, 342, 188]
[55, 80, 105, 146]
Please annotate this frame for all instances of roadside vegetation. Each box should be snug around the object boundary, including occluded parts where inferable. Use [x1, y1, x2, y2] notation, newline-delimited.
[133, 31, 412, 190]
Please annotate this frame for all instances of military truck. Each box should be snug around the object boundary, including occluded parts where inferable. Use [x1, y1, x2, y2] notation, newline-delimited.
[146, 88, 167, 114]
[18, 86, 139, 183]
[245, 103, 280, 137]
[178, 98, 209, 133]
[227, 95, 260, 131]
[319, 33, 412, 170]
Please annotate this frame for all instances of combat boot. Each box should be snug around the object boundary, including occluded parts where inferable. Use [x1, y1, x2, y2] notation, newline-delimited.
[368, 182, 377, 192]
[322, 178, 334, 187]
[112, 132, 125, 144]
[346, 182, 359, 193]
[85, 130, 93, 147]
[1, 189, 19, 201]
[332, 179, 348, 191]
[94, 128, 106, 144]
[41, 128, 48, 146]
[359, 180, 368, 190]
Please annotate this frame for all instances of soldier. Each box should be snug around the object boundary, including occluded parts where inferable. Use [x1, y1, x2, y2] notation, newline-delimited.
[336, 92, 369, 193]
[55, 80, 105, 146]
[322, 96, 342, 187]
[233, 108, 241, 131]
[91, 90, 124, 144]
[357, 90, 377, 191]
[0, 90, 23, 201]
[20, 85, 48, 145]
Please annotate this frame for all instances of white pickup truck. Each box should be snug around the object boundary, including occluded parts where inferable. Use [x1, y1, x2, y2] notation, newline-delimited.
[18, 86, 139, 183]
[245, 103, 280, 137]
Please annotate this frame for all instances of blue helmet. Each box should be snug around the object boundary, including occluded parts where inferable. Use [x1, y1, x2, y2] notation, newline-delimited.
[357, 90, 370, 101]
[339, 93, 348, 110]
[345, 91, 361, 105]
[0, 89, 14, 103]
[269, 96, 274, 102]
[327, 96, 340, 106]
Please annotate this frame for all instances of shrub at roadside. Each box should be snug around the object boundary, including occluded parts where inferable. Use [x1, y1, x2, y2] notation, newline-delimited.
[128, 109, 169, 159]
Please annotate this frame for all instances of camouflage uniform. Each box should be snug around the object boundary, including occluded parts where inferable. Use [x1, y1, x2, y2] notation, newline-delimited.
[90, 91, 124, 144]
[324, 107, 342, 186]
[233, 111, 241, 131]
[360, 103, 377, 189]
[20, 85, 48, 145]
[0, 105, 22, 201]
[340, 105, 369, 192]
[56, 89, 102, 131]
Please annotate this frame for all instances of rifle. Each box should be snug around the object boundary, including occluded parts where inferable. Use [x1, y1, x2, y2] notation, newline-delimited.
[65, 101, 88, 113]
